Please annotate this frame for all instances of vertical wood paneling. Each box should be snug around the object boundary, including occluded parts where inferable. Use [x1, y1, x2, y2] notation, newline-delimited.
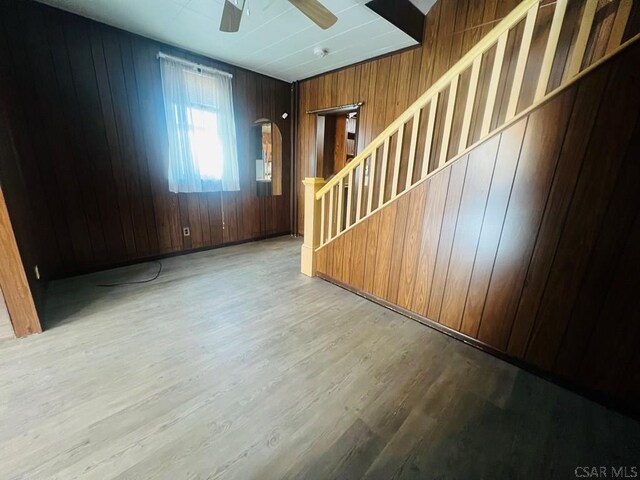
[372, 203, 397, 299]
[349, 219, 368, 291]
[525, 45, 640, 370]
[313, 2, 640, 413]
[410, 170, 450, 316]
[362, 215, 380, 295]
[439, 135, 500, 330]
[296, 0, 524, 234]
[296, 0, 639, 233]
[476, 89, 576, 350]
[460, 118, 526, 337]
[396, 186, 428, 310]
[385, 194, 410, 304]
[427, 155, 468, 321]
[0, 0, 291, 278]
[341, 230, 353, 285]
[506, 67, 610, 358]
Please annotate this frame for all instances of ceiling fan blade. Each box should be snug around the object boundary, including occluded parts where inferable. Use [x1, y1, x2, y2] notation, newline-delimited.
[220, 0, 245, 33]
[288, 0, 338, 30]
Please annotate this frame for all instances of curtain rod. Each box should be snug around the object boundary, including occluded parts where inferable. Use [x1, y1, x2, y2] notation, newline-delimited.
[157, 52, 233, 78]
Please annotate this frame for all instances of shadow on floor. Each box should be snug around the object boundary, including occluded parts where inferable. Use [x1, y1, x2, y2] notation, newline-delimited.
[41, 260, 166, 330]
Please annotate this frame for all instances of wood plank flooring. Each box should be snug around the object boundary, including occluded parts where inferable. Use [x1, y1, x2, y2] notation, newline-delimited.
[0, 237, 638, 479]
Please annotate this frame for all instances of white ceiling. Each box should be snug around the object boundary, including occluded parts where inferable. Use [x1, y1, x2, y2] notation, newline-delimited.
[35, 0, 435, 82]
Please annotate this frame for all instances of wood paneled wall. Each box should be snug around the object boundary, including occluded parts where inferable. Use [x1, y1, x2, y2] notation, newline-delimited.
[316, 40, 640, 412]
[296, 0, 525, 233]
[0, 0, 292, 279]
[295, 0, 640, 234]
[0, 59, 46, 317]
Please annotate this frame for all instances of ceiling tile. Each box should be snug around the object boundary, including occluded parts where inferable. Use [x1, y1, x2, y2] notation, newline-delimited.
[35, 0, 430, 81]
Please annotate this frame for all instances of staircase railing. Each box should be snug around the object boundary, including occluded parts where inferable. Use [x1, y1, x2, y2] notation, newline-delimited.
[302, 0, 636, 276]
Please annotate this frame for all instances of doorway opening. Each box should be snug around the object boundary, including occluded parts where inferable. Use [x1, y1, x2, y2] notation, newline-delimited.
[313, 104, 361, 180]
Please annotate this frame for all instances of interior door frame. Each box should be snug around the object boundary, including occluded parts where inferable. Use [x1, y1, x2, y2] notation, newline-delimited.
[309, 102, 363, 179]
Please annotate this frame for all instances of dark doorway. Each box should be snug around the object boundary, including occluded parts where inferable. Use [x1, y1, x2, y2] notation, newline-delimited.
[314, 106, 360, 180]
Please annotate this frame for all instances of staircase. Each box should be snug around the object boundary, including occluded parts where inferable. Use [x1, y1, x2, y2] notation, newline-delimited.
[301, 0, 638, 276]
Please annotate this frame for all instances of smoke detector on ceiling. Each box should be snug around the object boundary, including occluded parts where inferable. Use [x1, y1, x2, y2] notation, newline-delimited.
[313, 47, 329, 58]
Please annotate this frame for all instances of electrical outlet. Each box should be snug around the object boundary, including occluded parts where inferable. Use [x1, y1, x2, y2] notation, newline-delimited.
[183, 227, 191, 237]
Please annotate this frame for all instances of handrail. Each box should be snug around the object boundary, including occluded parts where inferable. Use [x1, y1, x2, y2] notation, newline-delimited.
[315, 0, 539, 199]
[315, 31, 640, 249]
[300, 0, 637, 266]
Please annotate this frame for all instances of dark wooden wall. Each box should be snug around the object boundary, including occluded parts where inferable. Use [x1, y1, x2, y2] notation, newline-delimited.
[0, 0, 292, 280]
[296, 0, 640, 234]
[0, 60, 46, 314]
[296, 0, 525, 233]
[316, 40, 640, 412]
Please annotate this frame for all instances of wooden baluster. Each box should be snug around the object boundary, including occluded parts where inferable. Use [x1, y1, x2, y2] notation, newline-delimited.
[346, 169, 354, 228]
[366, 150, 377, 215]
[535, 0, 568, 101]
[337, 177, 344, 233]
[421, 93, 439, 178]
[459, 56, 481, 153]
[405, 111, 421, 190]
[328, 186, 334, 241]
[506, 5, 538, 120]
[320, 193, 326, 245]
[378, 138, 390, 209]
[606, 0, 633, 54]
[356, 160, 364, 222]
[481, 31, 508, 137]
[564, 0, 596, 81]
[438, 75, 459, 168]
[391, 126, 405, 198]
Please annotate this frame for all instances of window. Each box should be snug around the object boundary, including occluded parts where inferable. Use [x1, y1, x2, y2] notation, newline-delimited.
[185, 106, 223, 180]
[159, 53, 240, 193]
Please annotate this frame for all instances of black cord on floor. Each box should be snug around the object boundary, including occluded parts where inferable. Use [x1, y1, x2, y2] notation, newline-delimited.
[96, 261, 163, 287]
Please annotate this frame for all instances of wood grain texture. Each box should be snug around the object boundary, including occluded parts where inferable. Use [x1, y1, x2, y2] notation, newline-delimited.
[295, 0, 636, 233]
[460, 118, 526, 338]
[0, 187, 41, 337]
[0, 237, 638, 478]
[295, 0, 518, 233]
[0, 0, 291, 279]
[439, 135, 500, 331]
[427, 155, 468, 322]
[476, 87, 575, 351]
[316, 41, 640, 412]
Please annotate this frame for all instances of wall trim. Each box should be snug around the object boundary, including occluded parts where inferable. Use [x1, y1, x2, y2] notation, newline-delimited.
[50, 232, 292, 281]
[316, 272, 640, 421]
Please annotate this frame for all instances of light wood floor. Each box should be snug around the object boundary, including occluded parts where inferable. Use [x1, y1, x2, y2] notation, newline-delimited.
[0, 237, 638, 479]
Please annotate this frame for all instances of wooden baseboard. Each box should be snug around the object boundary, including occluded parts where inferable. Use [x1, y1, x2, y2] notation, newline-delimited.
[51, 231, 293, 281]
[316, 272, 640, 421]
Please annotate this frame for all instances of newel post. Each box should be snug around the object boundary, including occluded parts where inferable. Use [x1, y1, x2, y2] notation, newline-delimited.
[301, 177, 326, 277]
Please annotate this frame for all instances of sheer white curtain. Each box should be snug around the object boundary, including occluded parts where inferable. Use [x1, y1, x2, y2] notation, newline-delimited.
[159, 54, 240, 193]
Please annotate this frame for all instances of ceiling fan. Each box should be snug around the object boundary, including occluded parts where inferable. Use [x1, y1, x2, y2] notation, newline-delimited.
[220, 0, 338, 33]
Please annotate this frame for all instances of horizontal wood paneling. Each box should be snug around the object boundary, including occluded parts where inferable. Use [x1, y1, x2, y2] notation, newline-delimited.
[0, 0, 292, 279]
[316, 40, 640, 412]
